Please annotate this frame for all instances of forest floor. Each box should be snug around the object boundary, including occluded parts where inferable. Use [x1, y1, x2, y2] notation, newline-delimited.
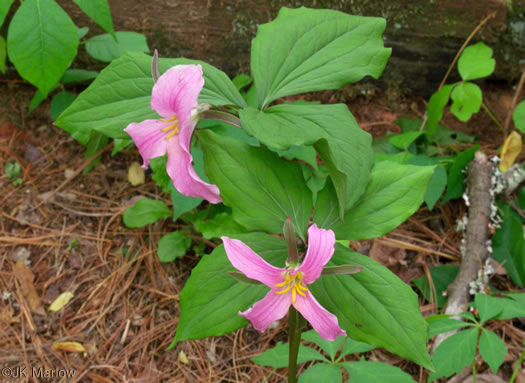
[0, 80, 523, 383]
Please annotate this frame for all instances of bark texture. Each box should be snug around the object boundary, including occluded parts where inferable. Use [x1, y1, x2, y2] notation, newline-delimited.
[433, 151, 494, 351]
[57, 0, 525, 95]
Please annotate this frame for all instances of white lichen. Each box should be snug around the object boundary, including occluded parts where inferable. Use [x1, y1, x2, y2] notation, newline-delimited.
[469, 258, 495, 295]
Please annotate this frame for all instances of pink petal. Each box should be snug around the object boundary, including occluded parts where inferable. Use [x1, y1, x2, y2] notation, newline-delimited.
[151, 65, 204, 121]
[240, 289, 292, 332]
[297, 224, 336, 284]
[124, 119, 169, 169]
[222, 237, 285, 287]
[165, 131, 221, 203]
[293, 290, 346, 341]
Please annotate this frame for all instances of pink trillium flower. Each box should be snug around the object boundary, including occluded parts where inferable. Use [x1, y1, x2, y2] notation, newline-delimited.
[222, 224, 346, 341]
[124, 64, 221, 203]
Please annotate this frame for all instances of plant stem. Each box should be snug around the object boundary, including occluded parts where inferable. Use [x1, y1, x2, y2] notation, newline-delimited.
[481, 102, 505, 134]
[201, 110, 242, 129]
[472, 358, 476, 383]
[288, 307, 303, 383]
[509, 348, 525, 383]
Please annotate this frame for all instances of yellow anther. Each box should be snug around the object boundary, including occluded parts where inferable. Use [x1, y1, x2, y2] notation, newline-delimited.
[274, 271, 308, 302]
[160, 115, 179, 140]
[296, 282, 308, 292]
[164, 128, 179, 140]
[161, 121, 179, 131]
[275, 284, 292, 295]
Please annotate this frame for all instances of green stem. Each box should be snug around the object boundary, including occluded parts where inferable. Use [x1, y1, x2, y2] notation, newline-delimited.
[510, 348, 525, 383]
[288, 307, 304, 383]
[481, 102, 505, 134]
[201, 110, 242, 129]
[472, 358, 476, 383]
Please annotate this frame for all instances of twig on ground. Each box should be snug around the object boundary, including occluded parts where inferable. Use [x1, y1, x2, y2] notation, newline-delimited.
[432, 152, 493, 352]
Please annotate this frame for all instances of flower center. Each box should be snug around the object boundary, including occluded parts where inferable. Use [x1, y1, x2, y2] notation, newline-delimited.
[160, 115, 179, 140]
[274, 271, 308, 303]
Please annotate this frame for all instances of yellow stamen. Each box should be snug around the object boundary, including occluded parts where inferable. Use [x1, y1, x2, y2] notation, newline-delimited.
[296, 282, 308, 292]
[274, 275, 291, 287]
[160, 115, 179, 140]
[275, 284, 292, 295]
[161, 121, 179, 131]
[164, 128, 178, 140]
[274, 271, 308, 302]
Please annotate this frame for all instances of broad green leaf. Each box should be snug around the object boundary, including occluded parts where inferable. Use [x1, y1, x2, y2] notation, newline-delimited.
[73, 0, 115, 39]
[199, 130, 312, 240]
[313, 178, 340, 229]
[61, 69, 98, 84]
[0, 36, 6, 74]
[277, 145, 318, 171]
[123, 198, 171, 228]
[342, 361, 416, 383]
[483, 295, 525, 320]
[426, 317, 472, 338]
[302, 330, 345, 360]
[7, 0, 79, 97]
[240, 104, 373, 216]
[425, 165, 447, 210]
[170, 185, 202, 221]
[77, 26, 89, 39]
[474, 293, 503, 323]
[389, 131, 422, 150]
[50, 91, 76, 121]
[450, 82, 482, 122]
[252, 7, 391, 108]
[150, 155, 171, 193]
[86, 32, 149, 62]
[413, 265, 459, 309]
[198, 119, 258, 146]
[426, 85, 453, 136]
[442, 145, 479, 204]
[310, 245, 432, 369]
[507, 292, 525, 305]
[431, 124, 475, 146]
[374, 152, 413, 164]
[29, 85, 58, 112]
[299, 363, 342, 383]
[157, 232, 191, 262]
[327, 162, 435, 240]
[513, 100, 525, 133]
[491, 205, 525, 286]
[169, 233, 288, 348]
[479, 329, 506, 374]
[339, 338, 376, 358]
[194, 212, 248, 240]
[83, 130, 108, 174]
[232, 74, 252, 90]
[0, 0, 14, 28]
[56, 52, 246, 144]
[251, 342, 326, 368]
[458, 42, 495, 81]
[428, 328, 478, 382]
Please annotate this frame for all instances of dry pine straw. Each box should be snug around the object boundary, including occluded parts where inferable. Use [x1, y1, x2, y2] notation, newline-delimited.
[0, 83, 523, 383]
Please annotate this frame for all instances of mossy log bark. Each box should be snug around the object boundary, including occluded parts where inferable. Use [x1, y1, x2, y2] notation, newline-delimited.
[60, 0, 525, 95]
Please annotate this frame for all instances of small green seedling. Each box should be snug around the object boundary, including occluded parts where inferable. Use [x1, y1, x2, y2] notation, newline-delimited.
[427, 293, 525, 382]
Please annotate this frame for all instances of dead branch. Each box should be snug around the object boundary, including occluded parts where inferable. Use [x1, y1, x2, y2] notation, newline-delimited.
[433, 151, 494, 351]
